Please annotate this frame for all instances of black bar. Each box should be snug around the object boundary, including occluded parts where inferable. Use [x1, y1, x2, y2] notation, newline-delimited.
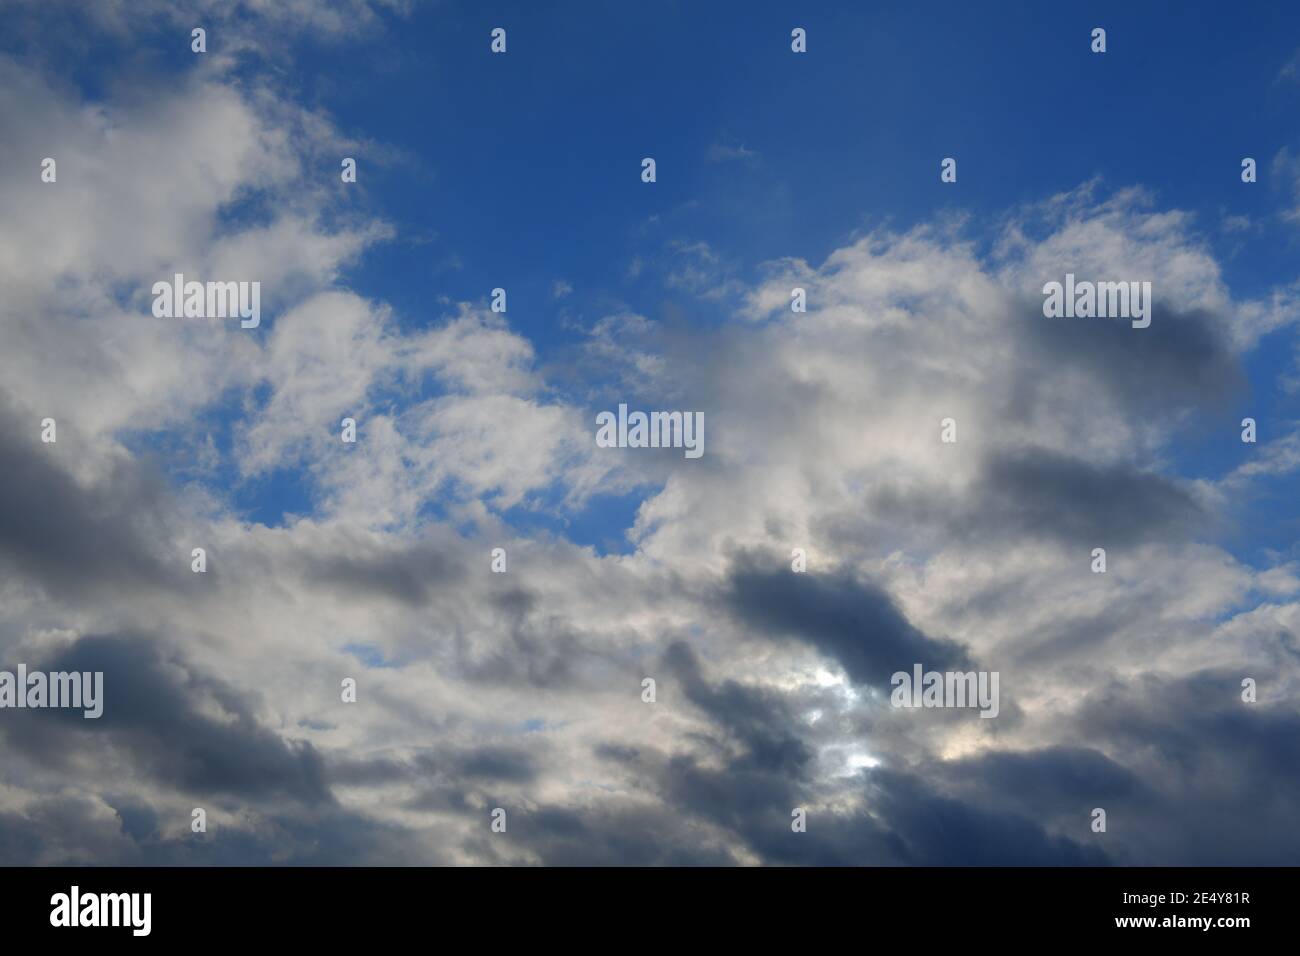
[1, 866, 1281, 942]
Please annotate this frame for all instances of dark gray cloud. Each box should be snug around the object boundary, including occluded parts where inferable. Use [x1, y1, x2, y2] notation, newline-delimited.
[1, 633, 334, 806]
[478, 802, 741, 866]
[0, 390, 186, 601]
[860, 446, 1207, 551]
[719, 553, 972, 686]
[401, 743, 543, 816]
[644, 744, 1113, 866]
[1064, 669, 1300, 865]
[569, 644, 1108, 866]
[665, 640, 813, 774]
[864, 769, 1112, 866]
[0, 797, 434, 866]
[971, 447, 1207, 545]
[297, 542, 467, 607]
[1014, 300, 1246, 415]
[451, 586, 607, 690]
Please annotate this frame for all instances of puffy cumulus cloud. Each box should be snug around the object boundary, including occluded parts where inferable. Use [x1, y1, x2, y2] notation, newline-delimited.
[0, 49, 389, 481]
[2, 13, 1299, 866]
[235, 297, 628, 527]
[632, 187, 1294, 603]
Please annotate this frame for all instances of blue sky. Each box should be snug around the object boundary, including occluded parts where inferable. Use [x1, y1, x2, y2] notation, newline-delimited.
[320, 0, 1300, 303]
[18, 0, 1300, 553]
[162, 0, 1300, 557]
